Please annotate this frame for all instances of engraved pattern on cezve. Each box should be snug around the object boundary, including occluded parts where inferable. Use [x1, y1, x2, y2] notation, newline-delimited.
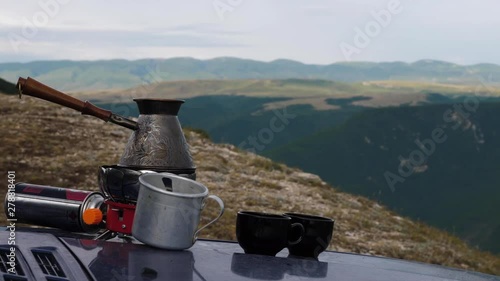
[119, 115, 195, 169]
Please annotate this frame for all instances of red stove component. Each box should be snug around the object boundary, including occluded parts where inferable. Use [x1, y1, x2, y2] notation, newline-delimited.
[104, 200, 136, 235]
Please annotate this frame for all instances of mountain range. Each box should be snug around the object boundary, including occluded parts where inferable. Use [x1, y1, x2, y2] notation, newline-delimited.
[1, 58, 500, 91]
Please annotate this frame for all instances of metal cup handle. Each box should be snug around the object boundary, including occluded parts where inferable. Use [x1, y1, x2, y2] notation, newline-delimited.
[193, 195, 225, 243]
[288, 222, 305, 246]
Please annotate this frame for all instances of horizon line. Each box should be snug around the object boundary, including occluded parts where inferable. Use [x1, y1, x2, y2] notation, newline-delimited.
[0, 56, 498, 67]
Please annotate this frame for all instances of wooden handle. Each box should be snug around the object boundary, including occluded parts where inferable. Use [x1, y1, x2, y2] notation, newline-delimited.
[17, 77, 112, 121]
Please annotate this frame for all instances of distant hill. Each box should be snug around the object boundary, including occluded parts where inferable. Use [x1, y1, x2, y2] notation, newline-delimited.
[268, 102, 500, 254]
[0, 77, 16, 94]
[1, 58, 499, 91]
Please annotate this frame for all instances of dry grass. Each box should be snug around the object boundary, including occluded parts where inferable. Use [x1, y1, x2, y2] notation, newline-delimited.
[73, 79, 500, 114]
[1, 94, 499, 276]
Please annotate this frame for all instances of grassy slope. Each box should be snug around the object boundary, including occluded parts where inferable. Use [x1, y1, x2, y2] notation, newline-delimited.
[74, 79, 500, 115]
[79, 79, 500, 99]
[1, 94, 499, 275]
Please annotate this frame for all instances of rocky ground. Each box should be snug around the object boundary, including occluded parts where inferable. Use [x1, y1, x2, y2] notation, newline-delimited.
[1, 94, 499, 275]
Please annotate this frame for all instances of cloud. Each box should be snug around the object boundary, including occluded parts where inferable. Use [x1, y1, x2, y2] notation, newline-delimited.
[0, 25, 248, 56]
[1, 0, 500, 64]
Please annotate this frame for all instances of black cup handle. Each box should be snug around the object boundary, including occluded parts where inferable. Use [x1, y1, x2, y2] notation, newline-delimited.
[288, 223, 305, 245]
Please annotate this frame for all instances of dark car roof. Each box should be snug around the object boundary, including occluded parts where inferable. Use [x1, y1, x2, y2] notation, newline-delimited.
[1, 229, 499, 281]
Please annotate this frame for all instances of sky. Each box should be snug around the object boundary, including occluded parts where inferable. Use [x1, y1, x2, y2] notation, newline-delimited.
[0, 0, 499, 65]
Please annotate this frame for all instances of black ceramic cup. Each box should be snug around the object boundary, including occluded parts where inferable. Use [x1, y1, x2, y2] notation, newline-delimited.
[283, 213, 334, 259]
[236, 211, 304, 256]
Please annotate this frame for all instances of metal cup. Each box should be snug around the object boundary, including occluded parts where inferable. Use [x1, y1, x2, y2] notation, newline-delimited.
[132, 173, 224, 250]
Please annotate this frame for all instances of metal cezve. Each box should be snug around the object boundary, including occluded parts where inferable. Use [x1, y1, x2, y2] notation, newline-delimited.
[16, 77, 196, 179]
